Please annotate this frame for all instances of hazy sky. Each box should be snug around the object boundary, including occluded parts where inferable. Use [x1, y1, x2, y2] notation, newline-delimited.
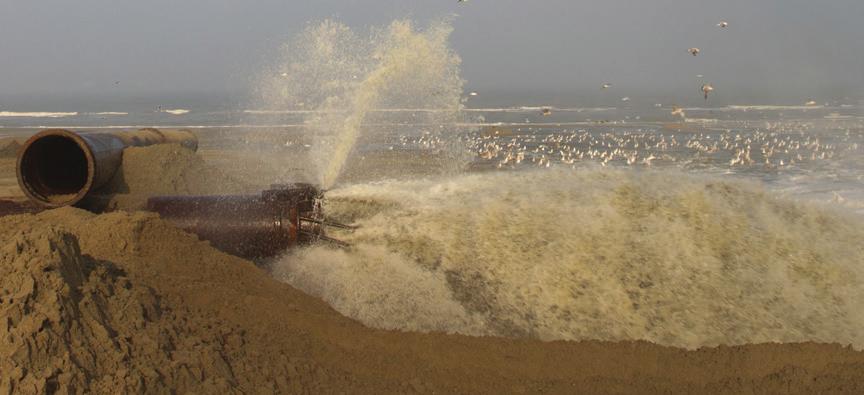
[1, 0, 862, 105]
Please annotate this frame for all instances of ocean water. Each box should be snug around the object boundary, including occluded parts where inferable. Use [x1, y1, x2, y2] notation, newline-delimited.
[3, 100, 862, 211]
[3, 19, 863, 349]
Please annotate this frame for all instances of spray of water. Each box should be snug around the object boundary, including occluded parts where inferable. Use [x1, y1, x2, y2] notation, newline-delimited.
[258, 18, 864, 349]
[256, 19, 466, 188]
[272, 168, 864, 349]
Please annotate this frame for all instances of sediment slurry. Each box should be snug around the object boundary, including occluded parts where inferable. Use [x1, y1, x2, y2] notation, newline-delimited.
[2, 208, 864, 393]
[277, 168, 864, 349]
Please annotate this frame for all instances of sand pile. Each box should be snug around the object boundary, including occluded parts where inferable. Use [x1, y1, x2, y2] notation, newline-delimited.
[1, 209, 352, 393]
[0, 140, 20, 158]
[1, 207, 864, 393]
[92, 144, 256, 211]
[0, 227, 239, 393]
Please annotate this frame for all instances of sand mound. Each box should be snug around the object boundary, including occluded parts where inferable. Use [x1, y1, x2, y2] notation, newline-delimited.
[1, 209, 349, 393]
[0, 225, 244, 393]
[91, 144, 255, 211]
[0, 140, 21, 158]
[2, 208, 864, 393]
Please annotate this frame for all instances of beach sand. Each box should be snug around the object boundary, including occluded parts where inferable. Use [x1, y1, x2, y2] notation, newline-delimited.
[2, 132, 864, 393]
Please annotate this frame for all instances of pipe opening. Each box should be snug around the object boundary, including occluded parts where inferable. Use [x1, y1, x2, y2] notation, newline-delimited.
[19, 135, 90, 204]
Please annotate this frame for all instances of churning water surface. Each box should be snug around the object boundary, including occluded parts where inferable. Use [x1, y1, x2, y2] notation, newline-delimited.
[251, 20, 864, 349]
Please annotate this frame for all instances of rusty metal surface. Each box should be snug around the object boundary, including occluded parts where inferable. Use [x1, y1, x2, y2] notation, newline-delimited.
[0, 199, 43, 217]
[146, 184, 322, 259]
[16, 128, 197, 208]
[3, 181, 344, 259]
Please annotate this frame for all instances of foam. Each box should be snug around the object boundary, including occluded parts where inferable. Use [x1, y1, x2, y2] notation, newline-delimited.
[273, 168, 864, 349]
[88, 111, 129, 116]
[162, 109, 190, 115]
[0, 111, 77, 118]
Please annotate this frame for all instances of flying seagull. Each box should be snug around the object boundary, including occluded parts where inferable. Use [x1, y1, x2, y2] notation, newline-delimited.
[602, 83, 612, 89]
[702, 84, 714, 101]
[689, 48, 700, 56]
[717, 21, 729, 28]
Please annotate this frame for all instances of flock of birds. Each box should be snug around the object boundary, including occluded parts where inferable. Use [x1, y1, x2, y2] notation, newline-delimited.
[436, 14, 858, 174]
[465, 121, 861, 172]
[385, 12, 859, 174]
[388, 117, 862, 174]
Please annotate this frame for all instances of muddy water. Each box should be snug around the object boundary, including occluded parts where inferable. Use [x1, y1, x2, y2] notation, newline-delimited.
[274, 168, 864, 349]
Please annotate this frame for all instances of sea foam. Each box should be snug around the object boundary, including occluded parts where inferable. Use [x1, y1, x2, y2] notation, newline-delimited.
[0, 111, 78, 118]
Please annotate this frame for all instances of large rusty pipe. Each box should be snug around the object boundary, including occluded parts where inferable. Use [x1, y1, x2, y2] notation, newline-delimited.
[145, 184, 321, 259]
[16, 128, 198, 208]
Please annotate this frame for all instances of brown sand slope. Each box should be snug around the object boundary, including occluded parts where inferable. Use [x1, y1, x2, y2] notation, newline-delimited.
[0, 139, 21, 158]
[93, 144, 256, 211]
[0, 140, 23, 197]
[2, 208, 864, 394]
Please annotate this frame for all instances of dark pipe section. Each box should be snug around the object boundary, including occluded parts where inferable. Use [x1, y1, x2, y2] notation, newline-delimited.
[0, 199, 43, 217]
[146, 184, 322, 259]
[17, 128, 197, 208]
[17, 134, 93, 205]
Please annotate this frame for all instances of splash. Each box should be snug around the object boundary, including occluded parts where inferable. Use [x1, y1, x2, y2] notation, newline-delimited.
[272, 168, 864, 349]
[256, 19, 466, 188]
